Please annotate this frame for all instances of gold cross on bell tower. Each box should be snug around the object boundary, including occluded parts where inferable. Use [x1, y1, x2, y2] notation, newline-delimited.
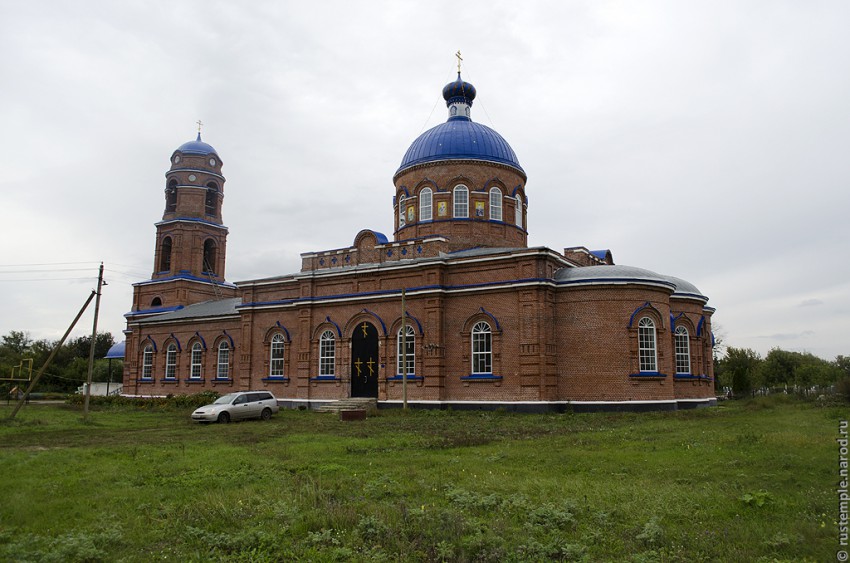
[455, 50, 463, 73]
[196, 119, 203, 134]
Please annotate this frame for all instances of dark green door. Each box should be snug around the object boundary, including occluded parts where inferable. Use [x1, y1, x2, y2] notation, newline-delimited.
[351, 321, 379, 398]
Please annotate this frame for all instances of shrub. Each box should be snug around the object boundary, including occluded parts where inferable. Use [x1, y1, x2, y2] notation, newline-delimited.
[636, 516, 664, 548]
[65, 391, 220, 410]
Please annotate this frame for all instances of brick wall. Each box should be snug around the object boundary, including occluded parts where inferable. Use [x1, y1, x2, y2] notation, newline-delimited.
[125, 247, 715, 406]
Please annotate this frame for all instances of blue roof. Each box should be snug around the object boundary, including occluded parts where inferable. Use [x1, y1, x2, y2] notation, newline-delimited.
[176, 133, 218, 156]
[590, 249, 611, 260]
[397, 119, 523, 175]
[104, 340, 125, 359]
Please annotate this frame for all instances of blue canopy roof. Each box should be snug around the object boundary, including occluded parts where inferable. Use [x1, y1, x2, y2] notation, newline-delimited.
[104, 340, 125, 359]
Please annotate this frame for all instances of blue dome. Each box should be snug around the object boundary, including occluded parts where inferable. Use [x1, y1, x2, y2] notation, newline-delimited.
[397, 120, 523, 175]
[177, 133, 218, 156]
[396, 74, 523, 176]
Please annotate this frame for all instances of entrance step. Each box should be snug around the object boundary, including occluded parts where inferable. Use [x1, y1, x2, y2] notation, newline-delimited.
[314, 397, 378, 414]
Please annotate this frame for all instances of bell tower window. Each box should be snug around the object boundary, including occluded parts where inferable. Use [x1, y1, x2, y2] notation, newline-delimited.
[205, 182, 219, 216]
[165, 179, 177, 213]
[202, 239, 217, 274]
[160, 237, 172, 272]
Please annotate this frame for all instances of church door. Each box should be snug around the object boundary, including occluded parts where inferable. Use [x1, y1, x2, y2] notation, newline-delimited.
[351, 321, 379, 398]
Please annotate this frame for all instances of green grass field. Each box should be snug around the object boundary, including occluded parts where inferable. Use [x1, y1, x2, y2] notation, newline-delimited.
[0, 397, 844, 562]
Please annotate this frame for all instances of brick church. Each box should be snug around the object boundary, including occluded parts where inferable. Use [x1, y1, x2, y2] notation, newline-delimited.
[122, 69, 716, 412]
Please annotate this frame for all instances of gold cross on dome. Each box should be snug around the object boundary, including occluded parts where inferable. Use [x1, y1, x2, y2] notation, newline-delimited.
[196, 119, 203, 134]
[455, 50, 463, 73]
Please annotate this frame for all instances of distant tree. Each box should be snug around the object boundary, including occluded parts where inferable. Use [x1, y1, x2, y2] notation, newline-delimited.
[711, 324, 727, 393]
[717, 347, 762, 398]
[66, 333, 115, 361]
[833, 355, 850, 402]
[0, 331, 34, 380]
[0, 330, 118, 393]
[1, 331, 32, 355]
[836, 355, 850, 378]
[760, 348, 800, 388]
[795, 353, 842, 388]
[711, 323, 728, 361]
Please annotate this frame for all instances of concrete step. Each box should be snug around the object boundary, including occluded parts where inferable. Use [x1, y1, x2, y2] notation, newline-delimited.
[314, 397, 377, 413]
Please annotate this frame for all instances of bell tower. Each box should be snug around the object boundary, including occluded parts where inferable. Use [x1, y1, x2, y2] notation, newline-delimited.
[130, 130, 236, 314]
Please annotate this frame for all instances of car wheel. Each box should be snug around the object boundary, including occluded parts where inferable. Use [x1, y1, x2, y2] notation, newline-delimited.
[261, 408, 272, 421]
[217, 411, 230, 424]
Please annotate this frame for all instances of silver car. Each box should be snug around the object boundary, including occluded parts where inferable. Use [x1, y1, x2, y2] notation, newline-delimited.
[192, 391, 279, 423]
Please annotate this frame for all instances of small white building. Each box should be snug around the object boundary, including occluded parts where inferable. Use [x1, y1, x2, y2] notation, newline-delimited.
[77, 382, 123, 396]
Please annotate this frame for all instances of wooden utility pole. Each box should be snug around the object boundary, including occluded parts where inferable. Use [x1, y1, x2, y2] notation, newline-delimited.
[401, 288, 408, 410]
[83, 263, 104, 417]
[9, 291, 95, 419]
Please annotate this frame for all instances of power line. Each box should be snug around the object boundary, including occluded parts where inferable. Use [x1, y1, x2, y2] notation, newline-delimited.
[0, 261, 99, 268]
[0, 268, 98, 274]
[416, 61, 457, 136]
[104, 267, 149, 279]
[0, 277, 95, 282]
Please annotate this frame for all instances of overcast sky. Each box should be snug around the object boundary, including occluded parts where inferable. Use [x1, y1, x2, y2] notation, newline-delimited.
[1, 0, 848, 361]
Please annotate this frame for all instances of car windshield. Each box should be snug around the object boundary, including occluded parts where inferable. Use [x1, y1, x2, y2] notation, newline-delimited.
[213, 394, 239, 405]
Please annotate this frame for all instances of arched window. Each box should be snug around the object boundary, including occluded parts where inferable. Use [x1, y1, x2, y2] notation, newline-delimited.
[319, 330, 335, 377]
[142, 345, 154, 380]
[165, 180, 177, 213]
[675, 326, 691, 374]
[489, 187, 502, 221]
[397, 325, 415, 376]
[420, 188, 432, 222]
[471, 321, 492, 374]
[269, 333, 285, 377]
[515, 195, 523, 228]
[151, 297, 162, 307]
[202, 239, 216, 274]
[165, 343, 177, 380]
[216, 341, 230, 380]
[638, 317, 657, 372]
[205, 182, 219, 216]
[398, 195, 406, 227]
[190, 342, 203, 380]
[160, 237, 172, 272]
[454, 185, 469, 218]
